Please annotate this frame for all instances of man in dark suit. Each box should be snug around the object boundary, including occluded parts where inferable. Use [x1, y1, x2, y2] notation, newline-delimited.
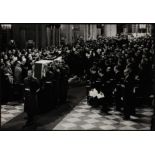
[24, 70, 40, 125]
[123, 67, 136, 120]
[104, 66, 114, 108]
[89, 64, 98, 89]
[113, 65, 123, 111]
[59, 62, 70, 105]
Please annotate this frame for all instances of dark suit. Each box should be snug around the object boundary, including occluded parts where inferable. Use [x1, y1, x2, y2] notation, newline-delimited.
[104, 70, 114, 106]
[24, 76, 40, 120]
[123, 73, 135, 119]
[114, 71, 123, 111]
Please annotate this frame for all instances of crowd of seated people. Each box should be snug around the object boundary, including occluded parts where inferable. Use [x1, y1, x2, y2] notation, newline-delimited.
[63, 36, 154, 119]
[0, 47, 69, 104]
[85, 36, 154, 119]
[0, 36, 154, 121]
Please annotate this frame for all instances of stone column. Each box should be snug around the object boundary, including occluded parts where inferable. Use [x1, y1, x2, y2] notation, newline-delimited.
[89, 24, 97, 40]
[89, 24, 93, 39]
[41, 24, 46, 48]
[83, 24, 89, 41]
[104, 24, 117, 37]
[59, 24, 66, 45]
[83, 24, 86, 41]
[35, 24, 39, 48]
[55, 24, 60, 46]
[46, 25, 51, 47]
[67, 24, 73, 44]
[52, 25, 56, 46]
[58, 26, 61, 46]
[93, 24, 97, 40]
[136, 24, 139, 34]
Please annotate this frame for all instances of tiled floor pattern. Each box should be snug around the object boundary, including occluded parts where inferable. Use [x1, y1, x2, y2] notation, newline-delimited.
[54, 98, 153, 130]
[1, 103, 24, 126]
[1, 99, 153, 130]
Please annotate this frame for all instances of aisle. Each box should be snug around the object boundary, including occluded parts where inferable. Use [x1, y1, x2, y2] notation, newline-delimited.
[53, 98, 153, 130]
[1, 85, 86, 130]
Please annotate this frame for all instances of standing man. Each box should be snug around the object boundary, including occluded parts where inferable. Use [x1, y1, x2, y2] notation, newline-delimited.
[14, 61, 23, 101]
[123, 67, 136, 120]
[113, 65, 123, 112]
[24, 70, 40, 126]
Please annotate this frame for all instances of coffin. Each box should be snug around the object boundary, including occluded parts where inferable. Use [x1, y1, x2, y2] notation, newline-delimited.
[34, 60, 52, 79]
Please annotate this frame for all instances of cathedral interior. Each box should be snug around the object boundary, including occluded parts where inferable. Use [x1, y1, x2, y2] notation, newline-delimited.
[0, 24, 155, 130]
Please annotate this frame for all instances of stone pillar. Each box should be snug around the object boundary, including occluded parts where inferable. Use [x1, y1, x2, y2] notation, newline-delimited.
[104, 24, 117, 37]
[81, 24, 90, 41]
[58, 26, 61, 46]
[136, 24, 139, 34]
[89, 24, 97, 40]
[46, 25, 51, 47]
[55, 24, 60, 46]
[89, 24, 93, 39]
[20, 28, 26, 49]
[131, 24, 135, 33]
[35, 24, 39, 48]
[41, 24, 46, 48]
[58, 27, 61, 46]
[84, 24, 89, 41]
[60, 24, 66, 45]
[67, 24, 73, 44]
[52, 25, 56, 46]
[93, 24, 97, 39]
[97, 28, 101, 37]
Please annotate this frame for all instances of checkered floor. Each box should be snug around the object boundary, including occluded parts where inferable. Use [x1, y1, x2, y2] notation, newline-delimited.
[1, 103, 24, 126]
[54, 98, 153, 130]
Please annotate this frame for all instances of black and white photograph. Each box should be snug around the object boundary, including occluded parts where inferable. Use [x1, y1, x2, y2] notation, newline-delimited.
[0, 23, 155, 130]
[1, 1, 155, 155]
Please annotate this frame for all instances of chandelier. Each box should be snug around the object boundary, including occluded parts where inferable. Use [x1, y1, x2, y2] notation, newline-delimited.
[1, 24, 12, 30]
